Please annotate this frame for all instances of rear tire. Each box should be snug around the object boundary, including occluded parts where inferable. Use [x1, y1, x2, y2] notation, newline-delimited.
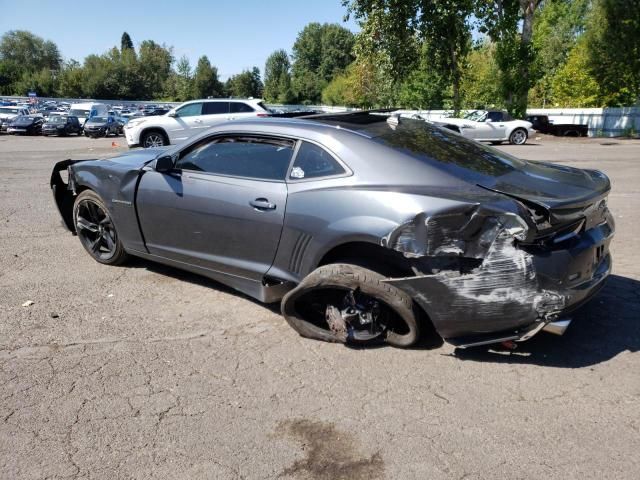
[509, 128, 528, 145]
[281, 263, 420, 348]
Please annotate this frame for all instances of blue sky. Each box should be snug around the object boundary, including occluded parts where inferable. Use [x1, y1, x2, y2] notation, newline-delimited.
[0, 0, 359, 79]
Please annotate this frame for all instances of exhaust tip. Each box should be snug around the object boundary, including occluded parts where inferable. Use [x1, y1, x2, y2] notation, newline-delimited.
[543, 318, 572, 336]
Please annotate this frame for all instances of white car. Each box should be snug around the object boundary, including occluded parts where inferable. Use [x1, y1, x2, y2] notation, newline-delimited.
[0, 106, 30, 132]
[433, 110, 535, 145]
[124, 98, 271, 148]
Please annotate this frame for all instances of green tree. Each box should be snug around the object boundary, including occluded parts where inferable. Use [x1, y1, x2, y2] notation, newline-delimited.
[0, 60, 21, 95]
[585, 0, 640, 106]
[57, 59, 85, 97]
[192, 55, 224, 98]
[346, 0, 473, 114]
[291, 23, 355, 103]
[263, 49, 294, 103]
[460, 40, 502, 109]
[226, 67, 263, 98]
[0, 30, 61, 72]
[121, 32, 134, 51]
[398, 66, 448, 110]
[0, 30, 61, 94]
[530, 0, 590, 107]
[551, 37, 600, 107]
[475, 0, 543, 117]
[138, 40, 173, 99]
[175, 55, 193, 101]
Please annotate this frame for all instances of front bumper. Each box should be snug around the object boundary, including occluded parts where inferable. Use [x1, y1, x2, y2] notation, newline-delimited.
[124, 128, 139, 147]
[84, 127, 106, 136]
[385, 214, 614, 346]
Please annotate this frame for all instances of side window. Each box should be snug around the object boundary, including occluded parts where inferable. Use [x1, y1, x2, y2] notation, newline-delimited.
[176, 103, 203, 117]
[229, 102, 255, 113]
[175, 136, 295, 181]
[290, 142, 346, 180]
[503, 112, 513, 121]
[487, 111, 503, 122]
[203, 102, 229, 115]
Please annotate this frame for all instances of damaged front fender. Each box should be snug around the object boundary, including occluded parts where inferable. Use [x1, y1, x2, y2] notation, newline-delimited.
[50, 159, 91, 232]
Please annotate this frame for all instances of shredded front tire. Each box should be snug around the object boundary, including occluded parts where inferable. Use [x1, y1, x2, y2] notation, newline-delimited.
[281, 264, 420, 348]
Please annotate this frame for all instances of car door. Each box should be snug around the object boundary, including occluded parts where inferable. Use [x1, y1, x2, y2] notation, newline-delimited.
[167, 102, 205, 143]
[136, 133, 294, 280]
[476, 111, 507, 140]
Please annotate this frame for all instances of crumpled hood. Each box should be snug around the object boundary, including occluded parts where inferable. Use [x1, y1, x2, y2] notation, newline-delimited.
[82, 148, 168, 169]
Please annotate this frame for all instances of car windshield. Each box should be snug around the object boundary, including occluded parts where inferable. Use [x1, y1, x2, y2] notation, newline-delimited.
[368, 118, 526, 177]
[48, 116, 67, 124]
[0, 107, 20, 114]
[89, 117, 107, 122]
[69, 109, 89, 118]
[463, 110, 487, 122]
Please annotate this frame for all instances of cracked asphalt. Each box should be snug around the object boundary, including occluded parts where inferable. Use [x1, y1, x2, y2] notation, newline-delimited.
[1, 133, 639, 479]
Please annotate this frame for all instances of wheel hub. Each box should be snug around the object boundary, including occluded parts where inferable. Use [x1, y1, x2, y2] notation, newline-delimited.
[331, 289, 385, 341]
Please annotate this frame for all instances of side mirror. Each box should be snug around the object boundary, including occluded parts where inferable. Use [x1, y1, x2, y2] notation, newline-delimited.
[485, 118, 493, 123]
[168, 111, 177, 117]
[155, 155, 174, 173]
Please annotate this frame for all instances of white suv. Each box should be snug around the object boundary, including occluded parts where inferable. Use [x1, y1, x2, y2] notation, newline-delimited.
[124, 98, 271, 148]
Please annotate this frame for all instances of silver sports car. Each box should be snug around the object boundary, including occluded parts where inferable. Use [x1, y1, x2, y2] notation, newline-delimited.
[51, 111, 614, 348]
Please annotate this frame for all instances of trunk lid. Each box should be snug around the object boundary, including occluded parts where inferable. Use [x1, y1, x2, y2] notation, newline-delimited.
[479, 160, 610, 211]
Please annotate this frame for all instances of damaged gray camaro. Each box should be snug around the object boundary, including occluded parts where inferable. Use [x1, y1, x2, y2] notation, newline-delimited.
[51, 111, 614, 348]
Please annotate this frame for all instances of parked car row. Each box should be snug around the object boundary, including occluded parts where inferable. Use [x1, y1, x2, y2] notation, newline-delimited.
[0, 113, 121, 138]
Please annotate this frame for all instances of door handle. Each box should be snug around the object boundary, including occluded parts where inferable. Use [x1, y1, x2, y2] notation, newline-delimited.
[194, 119, 203, 123]
[249, 198, 276, 211]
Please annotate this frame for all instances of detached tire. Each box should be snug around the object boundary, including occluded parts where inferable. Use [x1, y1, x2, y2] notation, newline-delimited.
[281, 264, 420, 348]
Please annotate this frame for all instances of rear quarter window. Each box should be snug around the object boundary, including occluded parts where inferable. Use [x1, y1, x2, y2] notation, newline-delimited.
[230, 102, 254, 113]
[289, 142, 346, 180]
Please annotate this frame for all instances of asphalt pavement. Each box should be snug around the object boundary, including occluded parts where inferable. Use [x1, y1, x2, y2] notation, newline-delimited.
[1, 133, 638, 479]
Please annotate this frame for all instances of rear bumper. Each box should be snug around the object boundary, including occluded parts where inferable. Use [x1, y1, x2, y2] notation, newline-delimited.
[385, 214, 614, 346]
[446, 252, 611, 348]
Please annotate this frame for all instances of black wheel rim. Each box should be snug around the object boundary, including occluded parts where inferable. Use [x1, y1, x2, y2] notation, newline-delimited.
[298, 287, 393, 342]
[75, 200, 117, 261]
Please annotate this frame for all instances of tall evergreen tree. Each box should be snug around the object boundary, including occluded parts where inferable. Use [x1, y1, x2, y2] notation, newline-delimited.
[120, 32, 134, 51]
[263, 49, 294, 103]
[192, 55, 224, 98]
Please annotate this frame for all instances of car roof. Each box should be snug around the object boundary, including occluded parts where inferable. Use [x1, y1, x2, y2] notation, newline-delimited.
[181, 98, 264, 104]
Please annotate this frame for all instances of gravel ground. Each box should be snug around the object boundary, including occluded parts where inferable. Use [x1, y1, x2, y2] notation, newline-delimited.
[1, 133, 639, 480]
